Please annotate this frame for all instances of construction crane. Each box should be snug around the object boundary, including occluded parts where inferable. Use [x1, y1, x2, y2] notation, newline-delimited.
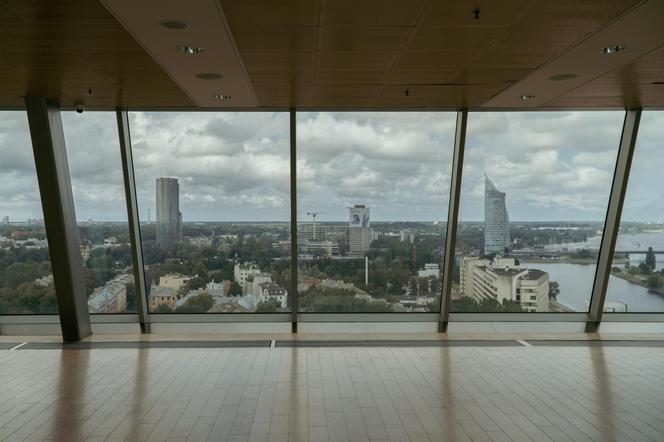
[306, 211, 323, 240]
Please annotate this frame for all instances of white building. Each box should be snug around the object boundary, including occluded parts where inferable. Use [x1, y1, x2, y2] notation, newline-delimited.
[400, 229, 415, 243]
[258, 282, 288, 308]
[299, 240, 339, 256]
[460, 256, 549, 312]
[88, 273, 133, 313]
[250, 272, 272, 295]
[418, 263, 441, 278]
[234, 262, 261, 293]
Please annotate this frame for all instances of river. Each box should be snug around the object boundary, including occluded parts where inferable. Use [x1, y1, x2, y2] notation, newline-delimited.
[532, 232, 664, 312]
[527, 262, 664, 312]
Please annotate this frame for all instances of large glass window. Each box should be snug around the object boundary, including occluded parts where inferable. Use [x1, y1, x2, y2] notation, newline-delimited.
[452, 111, 624, 313]
[296, 112, 456, 313]
[606, 112, 664, 312]
[129, 112, 291, 313]
[0, 112, 56, 314]
[63, 111, 136, 313]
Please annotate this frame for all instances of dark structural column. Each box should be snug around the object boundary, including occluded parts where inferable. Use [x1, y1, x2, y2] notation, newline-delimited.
[439, 109, 468, 333]
[117, 109, 150, 333]
[289, 108, 298, 333]
[586, 109, 642, 332]
[24, 97, 90, 341]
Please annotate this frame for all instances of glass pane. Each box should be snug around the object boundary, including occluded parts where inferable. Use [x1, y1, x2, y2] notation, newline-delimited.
[129, 112, 291, 313]
[63, 111, 136, 313]
[452, 111, 623, 313]
[606, 112, 664, 312]
[296, 112, 456, 313]
[0, 111, 56, 314]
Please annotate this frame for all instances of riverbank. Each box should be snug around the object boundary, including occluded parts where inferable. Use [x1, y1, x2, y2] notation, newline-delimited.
[522, 257, 628, 265]
[549, 300, 575, 312]
[610, 270, 664, 296]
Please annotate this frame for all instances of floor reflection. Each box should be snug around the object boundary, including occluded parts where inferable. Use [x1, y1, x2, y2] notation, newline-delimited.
[590, 346, 613, 439]
[439, 347, 462, 440]
[128, 348, 149, 435]
[52, 349, 89, 440]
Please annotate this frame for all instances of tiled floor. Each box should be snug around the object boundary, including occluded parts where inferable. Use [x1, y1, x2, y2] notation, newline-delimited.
[1, 338, 664, 441]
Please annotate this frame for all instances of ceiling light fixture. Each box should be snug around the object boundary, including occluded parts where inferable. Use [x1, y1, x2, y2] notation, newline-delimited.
[549, 74, 578, 81]
[518, 94, 535, 101]
[178, 46, 204, 55]
[159, 20, 188, 30]
[600, 45, 625, 55]
[196, 73, 223, 80]
[215, 94, 232, 100]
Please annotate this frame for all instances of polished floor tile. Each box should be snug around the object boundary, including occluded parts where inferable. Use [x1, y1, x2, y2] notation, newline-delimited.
[1, 341, 663, 441]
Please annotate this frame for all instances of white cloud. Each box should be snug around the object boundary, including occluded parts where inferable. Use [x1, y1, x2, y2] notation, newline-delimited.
[4, 109, 663, 223]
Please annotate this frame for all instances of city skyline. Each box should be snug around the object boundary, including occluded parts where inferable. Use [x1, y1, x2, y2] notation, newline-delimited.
[2, 110, 664, 223]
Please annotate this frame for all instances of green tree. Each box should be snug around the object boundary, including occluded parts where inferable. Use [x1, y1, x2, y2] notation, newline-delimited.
[645, 247, 657, 271]
[228, 281, 243, 296]
[152, 304, 173, 313]
[175, 293, 214, 313]
[256, 298, 281, 312]
[647, 275, 661, 290]
[125, 282, 135, 312]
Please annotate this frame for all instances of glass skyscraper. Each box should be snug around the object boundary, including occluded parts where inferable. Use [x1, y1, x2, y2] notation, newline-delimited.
[484, 175, 510, 255]
[156, 177, 182, 249]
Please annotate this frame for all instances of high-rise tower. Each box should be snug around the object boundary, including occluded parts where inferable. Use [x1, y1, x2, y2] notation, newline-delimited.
[349, 205, 371, 254]
[156, 177, 182, 249]
[484, 175, 510, 255]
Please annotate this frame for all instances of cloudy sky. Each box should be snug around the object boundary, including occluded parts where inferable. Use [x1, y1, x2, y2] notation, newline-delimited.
[0, 112, 46, 222]
[460, 111, 625, 222]
[1, 110, 662, 224]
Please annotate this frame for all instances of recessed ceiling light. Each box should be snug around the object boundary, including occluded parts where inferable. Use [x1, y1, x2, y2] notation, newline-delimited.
[215, 94, 232, 100]
[600, 45, 625, 55]
[549, 74, 578, 81]
[518, 94, 535, 101]
[196, 73, 223, 80]
[178, 46, 204, 55]
[159, 20, 188, 30]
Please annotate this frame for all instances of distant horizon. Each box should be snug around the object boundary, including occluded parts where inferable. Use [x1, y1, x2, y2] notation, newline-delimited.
[54, 219, 664, 225]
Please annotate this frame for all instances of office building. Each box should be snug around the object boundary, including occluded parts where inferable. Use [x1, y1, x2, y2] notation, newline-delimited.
[87, 273, 132, 313]
[418, 263, 441, 279]
[400, 228, 415, 243]
[349, 205, 371, 254]
[155, 177, 181, 249]
[460, 256, 550, 312]
[484, 175, 511, 255]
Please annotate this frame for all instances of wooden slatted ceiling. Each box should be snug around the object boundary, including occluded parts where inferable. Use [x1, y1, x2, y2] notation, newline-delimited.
[0, 0, 660, 108]
[221, 0, 648, 108]
[0, 0, 192, 107]
[547, 47, 664, 107]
